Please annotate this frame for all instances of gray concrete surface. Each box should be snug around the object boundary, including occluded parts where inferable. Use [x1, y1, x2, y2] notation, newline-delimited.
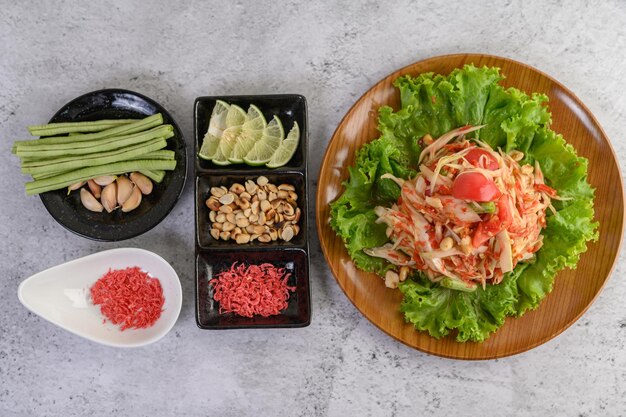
[1, 1, 625, 416]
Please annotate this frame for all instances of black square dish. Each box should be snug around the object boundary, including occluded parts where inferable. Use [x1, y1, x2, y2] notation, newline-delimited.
[196, 249, 311, 329]
[194, 95, 307, 172]
[194, 94, 310, 329]
[196, 171, 307, 249]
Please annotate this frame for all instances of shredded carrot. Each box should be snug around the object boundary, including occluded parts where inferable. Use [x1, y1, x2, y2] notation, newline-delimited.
[209, 262, 295, 317]
[90, 267, 165, 331]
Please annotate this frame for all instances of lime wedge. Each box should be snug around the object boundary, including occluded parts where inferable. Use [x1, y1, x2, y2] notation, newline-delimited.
[219, 125, 242, 160]
[225, 104, 246, 128]
[266, 122, 299, 168]
[207, 100, 230, 137]
[243, 116, 284, 166]
[242, 105, 266, 131]
[229, 105, 267, 163]
[217, 105, 246, 160]
[198, 100, 230, 160]
[211, 145, 232, 166]
[198, 133, 221, 160]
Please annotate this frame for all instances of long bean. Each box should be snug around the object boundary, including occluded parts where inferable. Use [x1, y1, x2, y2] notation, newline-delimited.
[21, 138, 172, 168]
[28, 119, 135, 136]
[25, 159, 177, 195]
[16, 125, 173, 159]
[25, 139, 168, 178]
[18, 121, 169, 153]
[15, 113, 164, 148]
[139, 170, 166, 183]
[136, 150, 175, 160]
[32, 154, 173, 181]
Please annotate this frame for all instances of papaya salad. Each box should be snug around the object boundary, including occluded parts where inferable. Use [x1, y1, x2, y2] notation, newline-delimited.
[330, 65, 598, 342]
[366, 124, 562, 292]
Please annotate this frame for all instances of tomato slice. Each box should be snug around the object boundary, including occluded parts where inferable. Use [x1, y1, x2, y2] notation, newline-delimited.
[452, 172, 501, 202]
[465, 148, 499, 170]
[472, 194, 513, 247]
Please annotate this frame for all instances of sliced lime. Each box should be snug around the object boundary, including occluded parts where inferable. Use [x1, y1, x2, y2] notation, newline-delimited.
[211, 145, 232, 166]
[219, 125, 242, 160]
[229, 105, 267, 163]
[207, 100, 230, 137]
[242, 105, 266, 131]
[198, 133, 221, 160]
[225, 104, 246, 128]
[243, 116, 284, 166]
[198, 100, 230, 160]
[216, 105, 246, 160]
[266, 122, 300, 168]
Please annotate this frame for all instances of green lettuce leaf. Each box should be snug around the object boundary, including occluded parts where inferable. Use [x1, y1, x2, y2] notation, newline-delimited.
[329, 134, 416, 273]
[400, 266, 523, 342]
[514, 127, 598, 313]
[329, 64, 598, 342]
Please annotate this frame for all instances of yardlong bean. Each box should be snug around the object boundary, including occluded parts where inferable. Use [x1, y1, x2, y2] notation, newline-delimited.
[25, 159, 176, 195]
[25, 138, 168, 178]
[28, 119, 135, 136]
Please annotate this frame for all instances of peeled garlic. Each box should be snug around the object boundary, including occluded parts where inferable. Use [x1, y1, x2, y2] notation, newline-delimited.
[121, 185, 142, 212]
[93, 175, 116, 186]
[116, 175, 134, 205]
[130, 172, 153, 195]
[87, 179, 101, 199]
[80, 188, 103, 212]
[67, 181, 85, 193]
[101, 182, 117, 213]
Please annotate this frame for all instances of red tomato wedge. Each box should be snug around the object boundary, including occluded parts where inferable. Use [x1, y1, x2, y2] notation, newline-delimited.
[471, 195, 513, 247]
[465, 148, 499, 170]
[452, 172, 501, 202]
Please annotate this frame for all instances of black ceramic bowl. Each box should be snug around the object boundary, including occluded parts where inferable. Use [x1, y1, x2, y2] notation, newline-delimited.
[194, 94, 310, 329]
[38, 89, 187, 241]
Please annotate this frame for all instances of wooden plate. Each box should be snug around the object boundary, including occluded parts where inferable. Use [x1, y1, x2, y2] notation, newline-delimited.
[316, 53, 625, 359]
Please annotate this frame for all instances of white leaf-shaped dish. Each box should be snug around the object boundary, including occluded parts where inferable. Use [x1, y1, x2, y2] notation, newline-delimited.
[18, 248, 182, 348]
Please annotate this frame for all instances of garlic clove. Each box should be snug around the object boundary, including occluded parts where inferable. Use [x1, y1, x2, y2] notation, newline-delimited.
[121, 185, 142, 212]
[80, 188, 103, 212]
[101, 182, 118, 213]
[116, 175, 134, 205]
[67, 181, 85, 194]
[87, 179, 101, 199]
[130, 172, 153, 195]
[93, 175, 116, 186]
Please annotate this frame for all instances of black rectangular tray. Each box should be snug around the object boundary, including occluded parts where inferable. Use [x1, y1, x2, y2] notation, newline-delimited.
[194, 94, 311, 329]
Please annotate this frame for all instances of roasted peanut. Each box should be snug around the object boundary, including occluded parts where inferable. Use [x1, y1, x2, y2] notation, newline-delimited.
[440, 237, 454, 251]
[210, 187, 226, 198]
[385, 270, 400, 289]
[278, 184, 295, 192]
[230, 183, 245, 194]
[236, 234, 251, 244]
[207, 178, 302, 244]
[206, 196, 220, 211]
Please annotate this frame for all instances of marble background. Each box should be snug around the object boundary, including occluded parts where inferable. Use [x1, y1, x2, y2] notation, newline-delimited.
[1, 1, 625, 416]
